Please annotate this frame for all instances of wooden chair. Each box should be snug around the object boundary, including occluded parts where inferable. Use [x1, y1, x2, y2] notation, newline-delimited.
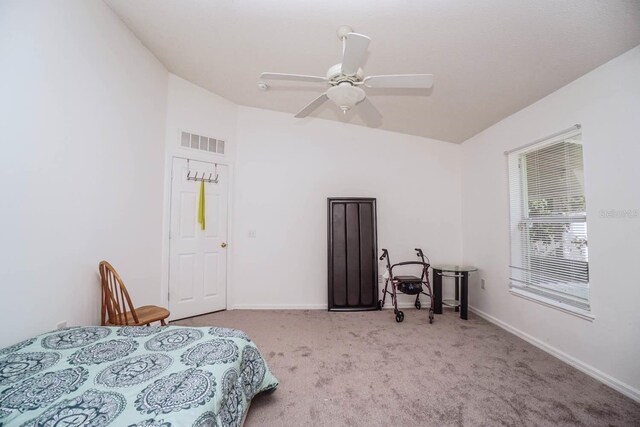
[99, 261, 170, 326]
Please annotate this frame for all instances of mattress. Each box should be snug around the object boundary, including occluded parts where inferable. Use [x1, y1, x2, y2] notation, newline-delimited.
[0, 325, 278, 426]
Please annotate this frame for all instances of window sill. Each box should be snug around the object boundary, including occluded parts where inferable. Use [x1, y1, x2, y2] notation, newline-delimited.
[509, 288, 595, 321]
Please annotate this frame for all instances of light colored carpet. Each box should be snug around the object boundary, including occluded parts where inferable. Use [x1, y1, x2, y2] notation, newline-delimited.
[174, 309, 640, 426]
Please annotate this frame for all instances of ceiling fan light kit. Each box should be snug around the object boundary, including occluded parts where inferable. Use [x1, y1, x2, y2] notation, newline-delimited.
[326, 83, 366, 114]
[259, 26, 434, 124]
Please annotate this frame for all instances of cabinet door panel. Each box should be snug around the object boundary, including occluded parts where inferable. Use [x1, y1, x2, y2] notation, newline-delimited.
[331, 203, 347, 307]
[359, 203, 375, 306]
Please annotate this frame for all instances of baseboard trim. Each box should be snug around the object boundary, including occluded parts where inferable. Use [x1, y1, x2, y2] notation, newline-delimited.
[383, 302, 420, 309]
[469, 305, 640, 403]
[230, 302, 420, 310]
[229, 304, 327, 310]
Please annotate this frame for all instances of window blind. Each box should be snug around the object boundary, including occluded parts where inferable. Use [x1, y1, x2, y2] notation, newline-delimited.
[507, 130, 590, 310]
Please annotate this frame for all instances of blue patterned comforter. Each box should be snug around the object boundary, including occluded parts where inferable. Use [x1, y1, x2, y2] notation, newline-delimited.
[0, 326, 278, 426]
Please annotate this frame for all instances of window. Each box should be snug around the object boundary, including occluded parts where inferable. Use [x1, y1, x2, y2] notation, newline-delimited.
[507, 129, 590, 313]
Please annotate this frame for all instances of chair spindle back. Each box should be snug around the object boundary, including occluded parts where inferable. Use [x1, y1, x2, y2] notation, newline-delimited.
[98, 261, 140, 326]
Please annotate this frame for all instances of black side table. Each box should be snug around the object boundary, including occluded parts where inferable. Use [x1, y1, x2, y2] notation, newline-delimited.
[432, 265, 478, 320]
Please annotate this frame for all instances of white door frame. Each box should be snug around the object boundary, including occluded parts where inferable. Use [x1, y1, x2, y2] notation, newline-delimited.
[160, 147, 234, 321]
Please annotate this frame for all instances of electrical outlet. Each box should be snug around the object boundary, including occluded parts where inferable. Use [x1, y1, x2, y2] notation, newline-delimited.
[248, 229, 257, 238]
[378, 274, 383, 283]
[56, 321, 67, 330]
[481, 279, 486, 290]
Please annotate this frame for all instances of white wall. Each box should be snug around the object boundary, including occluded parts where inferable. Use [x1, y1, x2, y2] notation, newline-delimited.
[161, 74, 238, 309]
[163, 74, 238, 159]
[231, 107, 463, 309]
[461, 46, 640, 398]
[0, 0, 168, 347]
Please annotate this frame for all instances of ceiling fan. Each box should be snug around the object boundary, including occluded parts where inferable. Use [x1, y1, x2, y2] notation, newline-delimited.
[259, 25, 434, 126]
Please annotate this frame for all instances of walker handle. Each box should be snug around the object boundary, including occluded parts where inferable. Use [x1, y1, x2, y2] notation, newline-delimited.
[415, 248, 429, 265]
[379, 248, 388, 261]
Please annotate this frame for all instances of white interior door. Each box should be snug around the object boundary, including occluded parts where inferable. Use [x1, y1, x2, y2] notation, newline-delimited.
[169, 158, 228, 319]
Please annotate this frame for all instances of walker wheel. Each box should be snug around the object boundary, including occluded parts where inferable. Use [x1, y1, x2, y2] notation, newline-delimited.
[377, 300, 383, 310]
[415, 300, 421, 310]
[395, 311, 404, 323]
[429, 310, 434, 324]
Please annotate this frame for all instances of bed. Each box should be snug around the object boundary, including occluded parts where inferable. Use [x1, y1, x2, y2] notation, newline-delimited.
[0, 325, 278, 426]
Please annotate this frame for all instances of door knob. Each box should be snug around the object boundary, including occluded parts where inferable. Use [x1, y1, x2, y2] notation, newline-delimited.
[221, 242, 228, 248]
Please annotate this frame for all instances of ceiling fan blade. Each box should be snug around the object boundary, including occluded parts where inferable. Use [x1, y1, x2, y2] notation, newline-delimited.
[260, 72, 328, 83]
[357, 98, 382, 127]
[294, 93, 329, 118]
[341, 33, 371, 75]
[363, 74, 434, 89]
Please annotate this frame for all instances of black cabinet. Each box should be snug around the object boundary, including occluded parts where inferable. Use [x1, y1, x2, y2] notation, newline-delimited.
[327, 198, 378, 311]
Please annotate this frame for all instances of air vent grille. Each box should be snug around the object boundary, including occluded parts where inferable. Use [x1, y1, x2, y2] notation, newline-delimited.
[181, 131, 225, 155]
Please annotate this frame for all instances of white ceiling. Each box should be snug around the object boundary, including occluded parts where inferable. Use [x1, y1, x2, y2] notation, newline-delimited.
[105, 0, 640, 143]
